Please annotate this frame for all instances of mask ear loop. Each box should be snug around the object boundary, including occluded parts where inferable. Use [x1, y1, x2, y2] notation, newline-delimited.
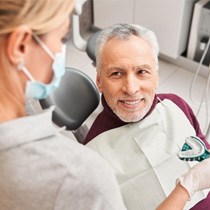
[18, 62, 35, 82]
[32, 34, 55, 60]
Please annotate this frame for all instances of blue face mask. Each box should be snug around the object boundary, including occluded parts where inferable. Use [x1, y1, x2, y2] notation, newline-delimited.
[18, 34, 66, 100]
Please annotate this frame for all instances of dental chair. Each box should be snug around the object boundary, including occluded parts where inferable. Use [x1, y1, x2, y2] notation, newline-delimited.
[72, 0, 100, 65]
[39, 67, 100, 144]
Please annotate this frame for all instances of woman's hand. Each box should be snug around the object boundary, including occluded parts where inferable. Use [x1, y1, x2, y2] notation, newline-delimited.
[178, 158, 210, 196]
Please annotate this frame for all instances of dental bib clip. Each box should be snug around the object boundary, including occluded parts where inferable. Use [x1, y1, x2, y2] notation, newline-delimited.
[178, 136, 210, 162]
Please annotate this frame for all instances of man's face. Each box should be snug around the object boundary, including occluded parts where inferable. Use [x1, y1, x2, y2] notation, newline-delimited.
[97, 35, 159, 122]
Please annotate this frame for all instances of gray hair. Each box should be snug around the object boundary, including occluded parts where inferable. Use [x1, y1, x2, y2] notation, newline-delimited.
[95, 23, 159, 72]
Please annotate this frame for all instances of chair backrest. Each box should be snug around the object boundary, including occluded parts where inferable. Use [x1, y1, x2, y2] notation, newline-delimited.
[39, 67, 100, 143]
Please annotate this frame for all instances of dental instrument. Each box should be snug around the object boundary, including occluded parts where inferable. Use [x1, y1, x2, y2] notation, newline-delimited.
[178, 136, 210, 162]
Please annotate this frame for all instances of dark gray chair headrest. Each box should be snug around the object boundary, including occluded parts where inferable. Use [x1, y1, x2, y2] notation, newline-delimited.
[86, 31, 101, 64]
[39, 67, 100, 130]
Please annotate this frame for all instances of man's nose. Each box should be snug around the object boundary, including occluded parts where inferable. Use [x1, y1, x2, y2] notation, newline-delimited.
[122, 75, 139, 96]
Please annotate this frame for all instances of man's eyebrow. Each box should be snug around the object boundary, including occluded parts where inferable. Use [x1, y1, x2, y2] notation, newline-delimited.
[135, 64, 152, 70]
[106, 64, 153, 72]
[107, 66, 125, 71]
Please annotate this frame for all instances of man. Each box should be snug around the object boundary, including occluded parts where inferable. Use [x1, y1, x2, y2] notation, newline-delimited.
[84, 23, 210, 209]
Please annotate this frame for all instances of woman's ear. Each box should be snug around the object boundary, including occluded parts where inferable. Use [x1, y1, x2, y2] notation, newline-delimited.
[6, 25, 32, 65]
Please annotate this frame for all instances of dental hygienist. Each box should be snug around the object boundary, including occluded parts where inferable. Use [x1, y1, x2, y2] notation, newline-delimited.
[0, 1, 209, 210]
[0, 0, 126, 209]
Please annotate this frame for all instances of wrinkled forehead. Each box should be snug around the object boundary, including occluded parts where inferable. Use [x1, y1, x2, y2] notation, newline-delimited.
[102, 36, 156, 64]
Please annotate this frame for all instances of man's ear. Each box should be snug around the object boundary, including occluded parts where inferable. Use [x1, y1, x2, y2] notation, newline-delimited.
[6, 25, 32, 65]
[156, 75, 159, 90]
[96, 73, 103, 93]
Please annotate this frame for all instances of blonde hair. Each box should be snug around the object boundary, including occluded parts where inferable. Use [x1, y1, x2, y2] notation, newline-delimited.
[0, 0, 75, 120]
[0, 0, 75, 35]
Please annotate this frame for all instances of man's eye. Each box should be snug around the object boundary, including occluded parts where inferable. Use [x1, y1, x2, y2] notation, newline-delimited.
[112, 72, 121, 75]
[110, 72, 123, 78]
[138, 69, 147, 75]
